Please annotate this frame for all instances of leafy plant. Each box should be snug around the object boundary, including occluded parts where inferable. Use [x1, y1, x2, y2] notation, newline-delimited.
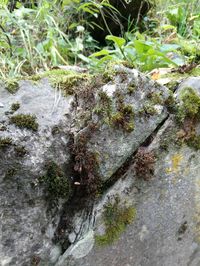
[89, 32, 181, 71]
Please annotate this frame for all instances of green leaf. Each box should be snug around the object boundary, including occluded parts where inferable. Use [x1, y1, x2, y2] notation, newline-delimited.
[90, 49, 110, 57]
[106, 35, 126, 49]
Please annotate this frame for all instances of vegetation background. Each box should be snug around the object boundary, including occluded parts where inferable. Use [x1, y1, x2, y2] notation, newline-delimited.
[0, 0, 199, 80]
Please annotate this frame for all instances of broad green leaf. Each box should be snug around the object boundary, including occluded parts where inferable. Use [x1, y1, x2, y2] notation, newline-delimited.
[90, 49, 110, 57]
[106, 35, 126, 48]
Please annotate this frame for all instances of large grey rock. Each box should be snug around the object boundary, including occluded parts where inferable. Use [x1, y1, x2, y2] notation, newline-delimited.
[0, 79, 73, 265]
[55, 76, 200, 266]
[80, 66, 170, 181]
[59, 116, 200, 266]
[2, 68, 200, 266]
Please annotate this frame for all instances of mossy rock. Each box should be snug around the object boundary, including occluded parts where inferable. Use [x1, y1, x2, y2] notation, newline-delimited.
[30, 69, 91, 96]
[42, 161, 71, 201]
[95, 197, 136, 246]
[10, 114, 39, 131]
[0, 137, 12, 149]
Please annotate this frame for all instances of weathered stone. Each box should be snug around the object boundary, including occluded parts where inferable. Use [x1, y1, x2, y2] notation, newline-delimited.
[82, 66, 170, 181]
[0, 79, 73, 265]
[2, 69, 200, 266]
[59, 116, 200, 266]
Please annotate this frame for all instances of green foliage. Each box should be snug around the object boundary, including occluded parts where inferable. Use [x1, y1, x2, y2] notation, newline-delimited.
[89, 33, 181, 71]
[95, 197, 136, 246]
[0, 0, 97, 79]
[10, 114, 39, 131]
[0, 0, 200, 78]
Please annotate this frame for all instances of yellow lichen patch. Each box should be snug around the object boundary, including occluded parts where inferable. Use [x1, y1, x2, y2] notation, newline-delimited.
[166, 153, 183, 174]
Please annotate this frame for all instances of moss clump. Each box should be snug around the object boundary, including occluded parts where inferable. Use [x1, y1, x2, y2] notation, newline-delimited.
[111, 104, 134, 132]
[102, 63, 117, 83]
[134, 148, 156, 180]
[94, 91, 113, 120]
[42, 161, 71, 200]
[5, 81, 19, 94]
[177, 87, 200, 122]
[187, 134, 200, 150]
[14, 146, 27, 157]
[140, 102, 157, 116]
[10, 114, 38, 131]
[72, 130, 101, 196]
[30, 69, 91, 96]
[164, 91, 176, 112]
[95, 197, 136, 246]
[5, 168, 17, 178]
[177, 126, 200, 151]
[11, 102, 20, 112]
[0, 137, 12, 149]
[147, 91, 163, 105]
[127, 84, 136, 95]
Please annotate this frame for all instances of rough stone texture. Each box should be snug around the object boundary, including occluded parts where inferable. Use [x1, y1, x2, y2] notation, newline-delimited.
[1, 69, 200, 266]
[56, 76, 200, 266]
[85, 66, 170, 181]
[59, 117, 200, 266]
[0, 79, 73, 265]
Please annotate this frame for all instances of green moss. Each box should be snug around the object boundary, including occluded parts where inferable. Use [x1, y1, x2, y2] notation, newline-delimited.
[11, 102, 20, 112]
[177, 87, 200, 122]
[102, 63, 117, 83]
[164, 91, 176, 111]
[42, 161, 71, 200]
[0, 137, 12, 149]
[14, 146, 27, 157]
[127, 84, 136, 95]
[141, 102, 157, 116]
[187, 134, 200, 150]
[166, 80, 179, 92]
[94, 91, 113, 119]
[10, 114, 38, 131]
[5, 168, 17, 178]
[111, 104, 134, 132]
[95, 197, 136, 246]
[5, 81, 19, 94]
[147, 92, 163, 105]
[30, 69, 91, 96]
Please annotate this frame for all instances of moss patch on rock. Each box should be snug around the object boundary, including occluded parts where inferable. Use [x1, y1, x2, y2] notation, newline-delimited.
[30, 69, 91, 96]
[95, 197, 136, 246]
[11, 102, 20, 112]
[42, 161, 71, 200]
[111, 104, 134, 132]
[177, 87, 200, 122]
[5, 81, 19, 94]
[10, 114, 39, 131]
[0, 137, 12, 149]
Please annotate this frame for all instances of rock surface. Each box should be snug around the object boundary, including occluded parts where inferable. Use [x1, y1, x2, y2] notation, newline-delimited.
[1, 69, 200, 266]
[0, 79, 73, 265]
